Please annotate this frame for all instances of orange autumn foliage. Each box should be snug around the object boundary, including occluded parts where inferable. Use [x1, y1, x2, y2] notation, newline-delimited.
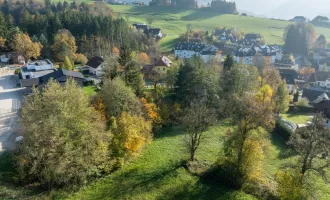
[138, 52, 151, 64]
[93, 97, 107, 121]
[112, 47, 119, 54]
[140, 98, 161, 125]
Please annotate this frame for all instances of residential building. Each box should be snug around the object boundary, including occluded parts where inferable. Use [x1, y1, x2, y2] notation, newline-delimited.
[313, 48, 330, 61]
[39, 69, 86, 87]
[308, 71, 330, 88]
[290, 16, 307, 22]
[86, 56, 105, 77]
[174, 42, 205, 59]
[234, 45, 277, 65]
[0, 52, 25, 64]
[133, 23, 148, 31]
[279, 68, 298, 93]
[145, 28, 163, 38]
[318, 57, 330, 71]
[302, 87, 330, 103]
[201, 45, 221, 63]
[141, 56, 172, 79]
[21, 60, 54, 79]
[243, 33, 260, 45]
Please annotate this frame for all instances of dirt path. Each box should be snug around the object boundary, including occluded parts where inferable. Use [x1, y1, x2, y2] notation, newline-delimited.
[0, 69, 23, 152]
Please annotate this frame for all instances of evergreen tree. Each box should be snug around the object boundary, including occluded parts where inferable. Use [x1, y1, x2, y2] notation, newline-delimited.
[118, 43, 132, 67]
[124, 61, 144, 97]
[275, 81, 290, 114]
[63, 56, 73, 70]
[223, 54, 235, 71]
[293, 91, 299, 103]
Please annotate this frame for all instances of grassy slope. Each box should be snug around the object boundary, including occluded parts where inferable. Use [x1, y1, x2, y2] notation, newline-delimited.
[109, 5, 330, 51]
[82, 85, 97, 96]
[68, 125, 256, 200]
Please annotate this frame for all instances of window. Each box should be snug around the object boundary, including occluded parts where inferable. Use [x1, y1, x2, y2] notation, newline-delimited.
[26, 75, 30, 79]
[163, 68, 165, 71]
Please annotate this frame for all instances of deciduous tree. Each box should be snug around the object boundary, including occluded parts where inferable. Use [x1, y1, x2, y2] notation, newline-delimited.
[51, 29, 77, 62]
[13, 33, 42, 62]
[180, 100, 216, 161]
[275, 82, 290, 114]
[17, 79, 110, 187]
[288, 113, 330, 180]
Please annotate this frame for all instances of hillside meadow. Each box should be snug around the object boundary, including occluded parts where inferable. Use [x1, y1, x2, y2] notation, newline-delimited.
[108, 5, 330, 51]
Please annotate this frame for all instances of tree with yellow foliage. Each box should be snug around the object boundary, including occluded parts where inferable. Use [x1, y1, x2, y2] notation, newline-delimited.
[255, 84, 273, 105]
[276, 169, 307, 200]
[299, 67, 315, 79]
[111, 112, 152, 159]
[140, 97, 161, 125]
[51, 29, 77, 62]
[13, 33, 42, 62]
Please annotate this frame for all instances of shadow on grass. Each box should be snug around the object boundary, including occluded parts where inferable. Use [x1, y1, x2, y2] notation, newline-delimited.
[270, 131, 297, 160]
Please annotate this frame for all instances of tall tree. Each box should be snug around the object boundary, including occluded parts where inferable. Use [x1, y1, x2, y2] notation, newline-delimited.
[17, 79, 110, 187]
[63, 56, 73, 70]
[223, 54, 235, 71]
[13, 33, 42, 62]
[118, 43, 132, 67]
[99, 78, 142, 118]
[124, 61, 144, 96]
[283, 23, 316, 55]
[180, 100, 216, 161]
[288, 113, 330, 180]
[275, 81, 290, 114]
[51, 29, 77, 62]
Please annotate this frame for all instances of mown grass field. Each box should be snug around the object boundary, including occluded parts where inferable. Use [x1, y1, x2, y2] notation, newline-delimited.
[1, 121, 330, 199]
[108, 5, 330, 51]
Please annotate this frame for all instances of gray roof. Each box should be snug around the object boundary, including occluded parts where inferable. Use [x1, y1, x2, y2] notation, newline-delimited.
[309, 71, 330, 82]
[175, 42, 206, 52]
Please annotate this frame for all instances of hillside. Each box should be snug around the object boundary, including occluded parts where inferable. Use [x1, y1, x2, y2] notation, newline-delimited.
[109, 5, 330, 51]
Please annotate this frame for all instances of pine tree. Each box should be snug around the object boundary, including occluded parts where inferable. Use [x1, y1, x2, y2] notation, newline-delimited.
[223, 54, 235, 71]
[124, 61, 144, 96]
[118, 43, 132, 67]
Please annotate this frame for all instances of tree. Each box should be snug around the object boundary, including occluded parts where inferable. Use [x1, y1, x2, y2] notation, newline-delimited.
[63, 56, 73, 70]
[223, 54, 235, 71]
[17, 79, 110, 187]
[111, 112, 152, 159]
[140, 97, 161, 125]
[175, 56, 219, 107]
[225, 92, 275, 167]
[137, 52, 151, 65]
[51, 29, 77, 62]
[288, 113, 330, 179]
[75, 53, 88, 65]
[293, 91, 299, 103]
[299, 67, 315, 79]
[315, 34, 327, 48]
[275, 82, 290, 114]
[118, 43, 132, 67]
[103, 56, 120, 80]
[180, 100, 216, 161]
[296, 97, 309, 107]
[145, 16, 154, 28]
[255, 52, 266, 73]
[100, 78, 142, 118]
[255, 84, 273, 105]
[276, 169, 307, 200]
[124, 61, 144, 96]
[261, 67, 282, 92]
[13, 33, 42, 62]
[283, 23, 316, 55]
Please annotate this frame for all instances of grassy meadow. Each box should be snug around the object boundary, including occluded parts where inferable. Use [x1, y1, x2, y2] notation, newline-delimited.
[108, 5, 330, 51]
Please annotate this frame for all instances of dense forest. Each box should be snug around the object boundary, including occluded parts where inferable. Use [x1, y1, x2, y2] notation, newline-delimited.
[0, 0, 152, 60]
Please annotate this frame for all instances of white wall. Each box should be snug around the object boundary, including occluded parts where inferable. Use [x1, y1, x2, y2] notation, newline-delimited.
[318, 64, 330, 71]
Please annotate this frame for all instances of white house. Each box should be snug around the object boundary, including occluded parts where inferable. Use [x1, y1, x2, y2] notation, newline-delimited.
[309, 71, 330, 88]
[86, 56, 105, 77]
[200, 45, 221, 63]
[21, 60, 54, 79]
[175, 42, 205, 59]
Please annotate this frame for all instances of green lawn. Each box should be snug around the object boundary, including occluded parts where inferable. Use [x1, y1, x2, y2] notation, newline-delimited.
[1, 123, 330, 199]
[68, 125, 256, 200]
[108, 5, 330, 51]
[82, 85, 97, 96]
[281, 110, 313, 124]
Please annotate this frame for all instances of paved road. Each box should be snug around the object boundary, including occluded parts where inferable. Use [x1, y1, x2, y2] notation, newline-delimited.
[0, 69, 23, 152]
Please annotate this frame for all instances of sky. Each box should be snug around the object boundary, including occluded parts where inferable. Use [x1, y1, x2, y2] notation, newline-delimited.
[232, 0, 330, 19]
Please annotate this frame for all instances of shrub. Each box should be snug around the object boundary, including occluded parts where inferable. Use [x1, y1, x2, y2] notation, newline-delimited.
[296, 97, 310, 107]
[275, 119, 294, 141]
